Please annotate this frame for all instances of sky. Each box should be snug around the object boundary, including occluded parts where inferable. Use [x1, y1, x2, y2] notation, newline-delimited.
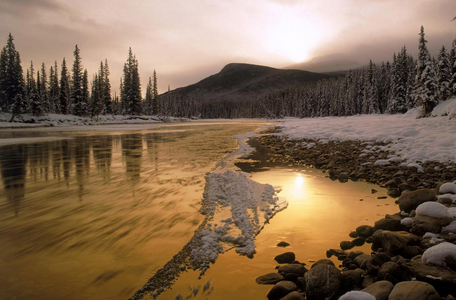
[0, 0, 455, 94]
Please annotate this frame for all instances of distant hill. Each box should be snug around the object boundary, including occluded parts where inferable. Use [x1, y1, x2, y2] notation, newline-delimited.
[287, 54, 362, 74]
[163, 63, 333, 102]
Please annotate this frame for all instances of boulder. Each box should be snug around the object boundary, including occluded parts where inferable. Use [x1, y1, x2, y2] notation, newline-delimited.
[305, 264, 341, 300]
[362, 280, 394, 300]
[275, 252, 296, 264]
[372, 231, 420, 254]
[352, 237, 365, 246]
[267, 281, 297, 300]
[340, 241, 355, 250]
[398, 189, 436, 213]
[410, 214, 453, 235]
[339, 291, 375, 300]
[373, 218, 401, 232]
[340, 268, 364, 291]
[356, 225, 374, 238]
[311, 259, 334, 269]
[277, 241, 291, 247]
[326, 249, 347, 260]
[388, 281, 440, 300]
[278, 291, 304, 300]
[278, 264, 307, 277]
[256, 273, 284, 285]
[349, 231, 359, 238]
[406, 259, 456, 296]
[354, 254, 372, 269]
[377, 261, 413, 284]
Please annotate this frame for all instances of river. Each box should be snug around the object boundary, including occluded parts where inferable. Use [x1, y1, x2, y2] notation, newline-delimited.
[0, 121, 397, 300]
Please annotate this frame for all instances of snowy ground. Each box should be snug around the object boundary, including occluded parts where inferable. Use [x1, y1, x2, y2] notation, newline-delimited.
[278, 98, 456, 164]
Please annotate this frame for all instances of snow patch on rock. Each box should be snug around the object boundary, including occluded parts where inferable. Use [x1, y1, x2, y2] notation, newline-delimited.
[416, 202, 451, 218]
[339, 291, 376, 300]
[422, 242, 456, 267]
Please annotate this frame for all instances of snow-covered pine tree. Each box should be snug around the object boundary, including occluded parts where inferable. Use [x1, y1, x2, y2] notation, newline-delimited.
[450, 38, 456, 95]
[387, 48, 408, 113]
[102, 59, 112, 114]
[120, 48, 142, 115]
[145, 76, 153, 115]
[437, 45, 452, 100]
[82, 69, 89, 112]
[33, 71, 43, 116]
[59, 58, 71, 114]
[90, 74, 102, 119]
[49, 61, 59, 113]
[71, 45, 86, 116]
[0, 33, 25, 113]
[152, 69, 158, 115]
[40, 63, 49, 113]
[406, 55, 416, 109]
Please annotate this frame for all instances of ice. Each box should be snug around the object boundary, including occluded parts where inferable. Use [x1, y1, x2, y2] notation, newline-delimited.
[422, 242, 456, 267]
[339, 291, 376, 300]
[416, 202, 450, 218]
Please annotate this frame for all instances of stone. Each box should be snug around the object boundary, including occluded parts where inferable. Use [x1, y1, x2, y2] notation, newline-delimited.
[354, 254, 372, 269]
[340, 268, 364, 291]
[267, 281, 297, 300]
[347, 251, 364, 260]
[349, 231, 359, 238]
[278, 264, 307, 277]
[326, 249, 347, 260]
[377, 261, 413, 284]
[388, 281, 440, 300]
[339, 291, 375, 300]
[352, 237, 365, 246]
[405, 259, 456, 296]
[256, 273, 284, 285]
[278, 291, 305, 300]
[305, 264, 341, 300]
[338, 172, 349, 182]
[275, 252, 296, 264]
[356, 225, 374, 238]
[398, 189, 437, 213]
[373, 218, 401, 232]
[340, 241, 355, 250]
[362, 280, 394, 300]
[361, 275, 376, 288]
[388, 188, 401, 198]
[372, 231, 420, 254]
[401, 245, 422, 258]
[410, 214, 453, 236]
[310, 259, 334, 269]
[277, 241, 290, 247]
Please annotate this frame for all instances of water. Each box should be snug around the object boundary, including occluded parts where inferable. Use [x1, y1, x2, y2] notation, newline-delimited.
[0, 121, 268, 300]
[0, 121, 398, 300]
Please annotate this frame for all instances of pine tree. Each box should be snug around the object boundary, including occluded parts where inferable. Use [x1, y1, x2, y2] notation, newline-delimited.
[59, 58, 70, 114]
[120, 48, 142, 115]
[49, 61, 59, 113]
[82, 69, 89, 110]
[33, 70, 43, 116]
[90, 74, 102, 118]
[414, 26, 439, 116]
[145, 76, 153, 115]
[102, 59, 112, 114]
[449, 38, 456, 96]
[437, 45, 452, 100]
[40, 63, 49, 113]
[71, 45, 86, 116]
[0, 33, 25, 113]
[152, 69, 158, 115]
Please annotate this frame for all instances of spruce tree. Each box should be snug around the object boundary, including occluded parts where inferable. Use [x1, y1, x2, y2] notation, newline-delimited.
[437, 45, 452, 100]
[40, 63, 49, 113]
[152, 69, 158, 115]
[102, 59, 112, 114]
[49, 61, 59, 113]
[145, 76, 153, 115]
[82, 69, 89, 110]
[0, 33, 25, 113]
[71, 45, 85, 116]
[120, 48, 142, 115]
[90, 74, 102, 119]
[59, 58, 70, 114]
[450, 38, 456, 95]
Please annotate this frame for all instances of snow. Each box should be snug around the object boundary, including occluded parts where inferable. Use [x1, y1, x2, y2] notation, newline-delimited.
[440, 182, 456, 194]
[416, 202, 451, 218]
[278, 100, 456, 164]
[422, 232, 444, 244]
[431, 98, 456, 118]
[426, 275, 443, 280]
[339, 291, 376, 300]
[441, 221, 456, 234]
[422, 242, 456, 267]
[190, 129, 287, 272]
[374, 159, 390, 166]
[401, 217, 414, 225]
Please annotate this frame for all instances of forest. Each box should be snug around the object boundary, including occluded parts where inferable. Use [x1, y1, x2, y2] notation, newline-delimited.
[1, 26, 455, 120]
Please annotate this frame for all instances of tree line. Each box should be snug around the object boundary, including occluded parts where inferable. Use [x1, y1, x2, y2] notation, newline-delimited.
[0, 34, 159, 121]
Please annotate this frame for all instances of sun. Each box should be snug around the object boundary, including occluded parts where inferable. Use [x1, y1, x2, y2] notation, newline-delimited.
[262, 10, 327, 64]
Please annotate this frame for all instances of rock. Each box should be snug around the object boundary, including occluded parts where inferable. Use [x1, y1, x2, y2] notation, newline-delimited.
[388, 281, 440, 300]
[371, 189, 378, 194]
[406, 256, 456, 296]
[354, 254, 372, 269]
[401, 245, 422, 258]
[398, 189, 437, 213]
[362, 280, 394, 300]
[339, 291, 375, 300]
[275, 252, 296, 264]
[340, 241, 355, 250]
[352, 237, 365, 246]
[278, 264, 307, 277]
[372, 231, 420, 254]
[277, 241, 290, 247]
[311, 259, 334, 269]
[349, 231, 359, 238]
[410, 214, 453, 235]
[356, 225, 374, 238]
[373, 218, 401, 232]
[338, 172, 349, 182]
[361, 275, 376, 288]
[340, 268, 364, 291]
[377, 261, 412, 284]
[278, 291, 304, 300]
[347, 251, 364, 260]
[385, 179, 398, 189]
[305, 264, 341, 300]
[267, 281, 298, 300]
[256, 273, 284, 285]
[326, 249, 347, 260]
[388, 188, 401, 198]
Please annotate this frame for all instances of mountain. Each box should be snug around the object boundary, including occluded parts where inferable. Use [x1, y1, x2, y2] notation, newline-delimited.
[287, 54, 362, 74]
[164, 63, 333, 102]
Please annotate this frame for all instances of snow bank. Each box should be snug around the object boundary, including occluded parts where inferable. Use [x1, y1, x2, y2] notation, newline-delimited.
[339, 291, 376, 300]
[278, 101, 456, 164]
[416, 202, 451, 218]
[431, 98, 456, 118]
[422, 242, 456, 267]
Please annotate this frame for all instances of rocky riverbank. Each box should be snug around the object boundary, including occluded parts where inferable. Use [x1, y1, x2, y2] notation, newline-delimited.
[254, 131, 456, 300]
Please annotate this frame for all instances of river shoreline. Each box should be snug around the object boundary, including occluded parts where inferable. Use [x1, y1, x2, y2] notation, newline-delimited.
[254, 128, 456, 300]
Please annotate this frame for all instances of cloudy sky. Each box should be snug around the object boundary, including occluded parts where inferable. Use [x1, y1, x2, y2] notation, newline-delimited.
[1, 0, 455, 94]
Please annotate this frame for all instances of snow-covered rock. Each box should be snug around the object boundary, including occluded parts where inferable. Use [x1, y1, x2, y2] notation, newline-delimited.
[339, 291, 376, 300]
[422, 242, 456, 267]
[416, 202, 451, 219]
[440, 182, 456, 194]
